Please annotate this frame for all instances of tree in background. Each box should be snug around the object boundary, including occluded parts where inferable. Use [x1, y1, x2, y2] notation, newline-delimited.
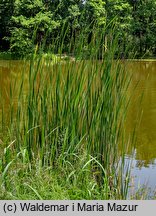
[49, 0, 84, 53]
[83, 0, 106, 41]
[9, 0, 59, 56]
[0, 0, 156, 57]
[0, 0, 14, 51]
[129, 0, 156, 56]
[105, 0, 132, 57]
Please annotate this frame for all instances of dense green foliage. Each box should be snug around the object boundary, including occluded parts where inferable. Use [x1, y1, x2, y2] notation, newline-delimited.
[1, 0, 156, 57]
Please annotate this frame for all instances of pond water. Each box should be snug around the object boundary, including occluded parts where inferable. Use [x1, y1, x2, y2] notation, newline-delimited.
[0, 59, 156, 195]
[124, 60, 156, 196]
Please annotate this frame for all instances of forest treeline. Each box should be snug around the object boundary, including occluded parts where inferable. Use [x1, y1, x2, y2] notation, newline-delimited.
[0, 0, 156, 58]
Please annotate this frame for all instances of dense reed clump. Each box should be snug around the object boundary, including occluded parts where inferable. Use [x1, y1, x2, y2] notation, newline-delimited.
[0, 27, 131, 199]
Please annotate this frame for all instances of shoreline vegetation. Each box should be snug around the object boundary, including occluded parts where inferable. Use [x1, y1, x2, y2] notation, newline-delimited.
[0, 48, 154, 201]
[1, 51, 156, 61]
[0, 0, 155, 200]
[0, 37, 133, 199]
[1, 57, 154, 200]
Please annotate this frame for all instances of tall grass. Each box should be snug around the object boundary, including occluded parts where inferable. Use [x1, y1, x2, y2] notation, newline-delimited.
[0, 26, 132, 199]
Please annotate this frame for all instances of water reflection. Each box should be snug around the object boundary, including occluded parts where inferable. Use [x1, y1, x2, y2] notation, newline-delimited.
[124, 61, 156, 168]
